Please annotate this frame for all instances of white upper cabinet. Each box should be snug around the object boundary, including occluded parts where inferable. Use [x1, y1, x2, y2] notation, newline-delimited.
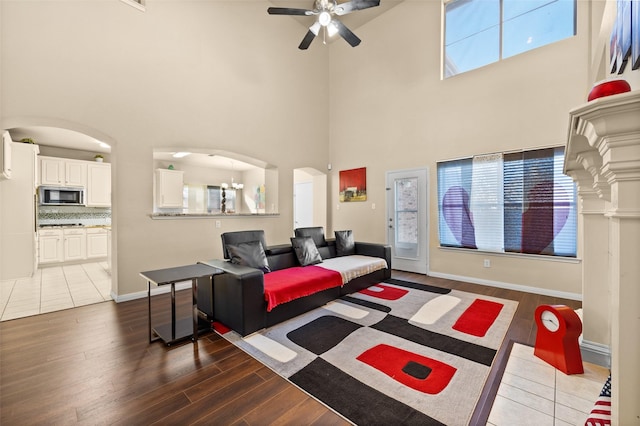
[39, 156, 111, 207]
[65, 161, 87, 187]
[155, 169, 184, 208]
[87, 163, 111, 207]
[40, 157, 63, 185]
[40, 156, 86, 187]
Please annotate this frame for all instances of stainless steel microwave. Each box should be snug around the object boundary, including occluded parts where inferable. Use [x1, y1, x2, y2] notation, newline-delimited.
[39, 186, 85, 206]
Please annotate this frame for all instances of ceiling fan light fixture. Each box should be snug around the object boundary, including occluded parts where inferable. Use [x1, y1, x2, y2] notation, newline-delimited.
[327, 21, 339, 37]
[318, 11, 331, 26]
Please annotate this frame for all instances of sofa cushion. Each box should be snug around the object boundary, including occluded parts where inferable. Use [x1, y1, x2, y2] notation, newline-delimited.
[291, 236, 323, 266]
[335, 230, 355, 256]
[294, 227, 327, 247]
[226, 241, 271, 273]
[221, 230, 268, 260]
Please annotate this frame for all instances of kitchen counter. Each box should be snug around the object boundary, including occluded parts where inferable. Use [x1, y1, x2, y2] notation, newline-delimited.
[38, 224, 110, 229]
[150, 213, 279, 220]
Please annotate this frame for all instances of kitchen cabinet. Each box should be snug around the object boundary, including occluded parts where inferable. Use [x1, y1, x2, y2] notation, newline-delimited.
[38, 229, 64, 264]
[38, 227, 109, 264]
[87, 163, 111, 207]
[39, 156, 86, 187]
[155, 169, 184, 208]
[87, 228, 108, 259]
[63, 228, 86, 261]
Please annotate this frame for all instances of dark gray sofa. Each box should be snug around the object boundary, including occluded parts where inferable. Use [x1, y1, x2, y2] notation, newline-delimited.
[197, 228, 391, 336]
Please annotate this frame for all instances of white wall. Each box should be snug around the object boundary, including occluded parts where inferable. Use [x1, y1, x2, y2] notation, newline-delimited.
[328, 0, 593, 297]
[1, 0, 330, 297]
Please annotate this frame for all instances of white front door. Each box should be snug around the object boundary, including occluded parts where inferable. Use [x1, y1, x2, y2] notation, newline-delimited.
[386, 168, 428, 274]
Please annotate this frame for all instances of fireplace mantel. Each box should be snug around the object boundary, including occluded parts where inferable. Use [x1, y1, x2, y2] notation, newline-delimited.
[564, 90, 640, 425]
[565, 90, 640, 206]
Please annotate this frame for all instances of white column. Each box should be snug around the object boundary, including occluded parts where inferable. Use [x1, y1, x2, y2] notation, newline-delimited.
[567, 168, 610, 361]
[565, 91, 640, 425]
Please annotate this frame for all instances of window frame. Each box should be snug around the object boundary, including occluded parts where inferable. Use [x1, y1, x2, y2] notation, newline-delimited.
[443, 0, 577, 78]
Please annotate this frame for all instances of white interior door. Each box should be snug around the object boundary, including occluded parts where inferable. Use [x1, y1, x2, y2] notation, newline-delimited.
[386, 168, 428, 274]
[294, 181, 313, 229]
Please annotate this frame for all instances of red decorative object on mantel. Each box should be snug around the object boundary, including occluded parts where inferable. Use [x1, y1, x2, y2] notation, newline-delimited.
[587, 79, 631, 101]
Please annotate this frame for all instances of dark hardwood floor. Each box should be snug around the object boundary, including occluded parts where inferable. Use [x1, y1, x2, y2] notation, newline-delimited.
[0, 271, 581, 425]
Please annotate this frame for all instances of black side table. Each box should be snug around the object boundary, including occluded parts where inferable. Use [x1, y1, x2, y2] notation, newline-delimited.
[140, 263, 221, 345]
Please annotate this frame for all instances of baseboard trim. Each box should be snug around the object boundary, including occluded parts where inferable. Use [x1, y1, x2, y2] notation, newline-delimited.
[427, 271, 582, 301]
[580, 339, 611, 368]
[112, 281, 193, 303]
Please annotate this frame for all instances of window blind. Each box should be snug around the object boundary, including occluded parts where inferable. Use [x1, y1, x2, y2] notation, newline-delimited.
[437, 147, 577, 257]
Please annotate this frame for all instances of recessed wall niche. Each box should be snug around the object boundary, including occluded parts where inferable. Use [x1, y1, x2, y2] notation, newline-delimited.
[152, 149, 278, 215]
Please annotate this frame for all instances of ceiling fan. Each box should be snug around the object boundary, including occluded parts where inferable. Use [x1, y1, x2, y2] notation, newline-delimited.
[267, 0, 380, 50]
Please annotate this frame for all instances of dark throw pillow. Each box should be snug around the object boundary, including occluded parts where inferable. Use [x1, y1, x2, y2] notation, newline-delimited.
[226, 241, 271, 273]
[335, 230, 355, 256]
[290, 236, 323, 266]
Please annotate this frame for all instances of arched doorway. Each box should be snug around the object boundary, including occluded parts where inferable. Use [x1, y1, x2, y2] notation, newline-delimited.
[0, 117, 118, 320]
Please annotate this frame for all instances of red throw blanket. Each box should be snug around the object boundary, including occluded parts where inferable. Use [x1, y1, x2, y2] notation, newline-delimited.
[264, 266, 343, 312]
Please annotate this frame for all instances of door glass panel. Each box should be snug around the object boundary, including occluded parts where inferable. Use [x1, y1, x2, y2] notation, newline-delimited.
[394, 177, 419, 259]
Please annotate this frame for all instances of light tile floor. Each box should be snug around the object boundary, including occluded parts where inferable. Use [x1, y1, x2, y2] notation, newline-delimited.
[488, 343, 610, 426]
[0, 261, 112, 321]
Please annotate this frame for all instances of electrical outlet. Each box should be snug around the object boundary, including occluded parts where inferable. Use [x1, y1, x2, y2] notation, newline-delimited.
[215, 220, 221, 229]
[483, 259, 491, 268]
[371, 203, 376, 210]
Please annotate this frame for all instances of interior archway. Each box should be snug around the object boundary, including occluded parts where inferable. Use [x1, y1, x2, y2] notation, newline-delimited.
[1, 117, 118, 310]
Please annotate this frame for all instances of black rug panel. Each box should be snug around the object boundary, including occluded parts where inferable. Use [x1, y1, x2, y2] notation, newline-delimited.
[289, 357, 446, 426]
[286, 316, 362, 355]
[371, 315, 497, 366]
[384, 278, 452, 294]
[340, 295, 392, 313]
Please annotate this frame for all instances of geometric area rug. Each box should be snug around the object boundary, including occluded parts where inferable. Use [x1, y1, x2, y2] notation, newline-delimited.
[216, 278, 518, 425]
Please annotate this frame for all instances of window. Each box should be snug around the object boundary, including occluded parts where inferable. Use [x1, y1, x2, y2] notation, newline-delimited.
[444, 0, 576, 77]
[181, 185, 238, 214]
[206, 186, 237, 214]
[437, 147, 577, 257]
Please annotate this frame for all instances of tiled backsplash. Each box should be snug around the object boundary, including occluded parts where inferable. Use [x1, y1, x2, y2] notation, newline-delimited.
[38, 205, 111, 227]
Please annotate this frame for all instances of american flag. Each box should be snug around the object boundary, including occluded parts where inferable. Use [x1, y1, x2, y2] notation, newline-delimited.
[585, 375, 611, 426]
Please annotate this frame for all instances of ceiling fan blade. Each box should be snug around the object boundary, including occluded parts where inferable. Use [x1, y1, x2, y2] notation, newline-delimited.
[333, 20, 361, 47]
[333, 0, 380, 16]
[299, 22, 322, 50]
[298, 31, 316, 50]
[267, 7, 313, 16]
